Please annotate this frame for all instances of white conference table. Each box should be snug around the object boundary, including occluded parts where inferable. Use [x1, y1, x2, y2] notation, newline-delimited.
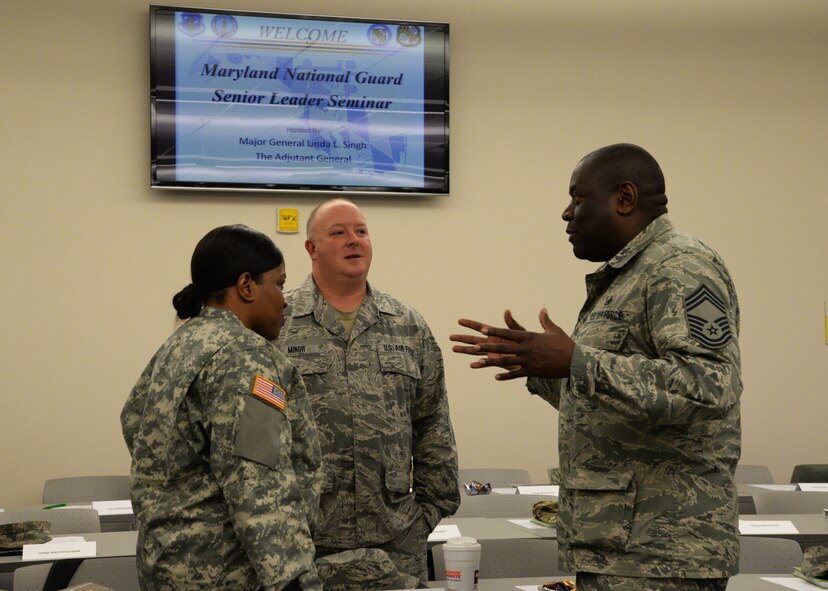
[0, 502, 134, 532]
[0, 531, 138, 572]
[2, 515, 823, 574]
[435, 517, 556, 543]
[426, 574, 804, 590]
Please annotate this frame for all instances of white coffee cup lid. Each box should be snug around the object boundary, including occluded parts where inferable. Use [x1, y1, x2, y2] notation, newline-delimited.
[445, 536, 480, 547]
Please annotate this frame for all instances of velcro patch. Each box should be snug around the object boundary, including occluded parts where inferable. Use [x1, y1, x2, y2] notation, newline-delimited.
[251, 374, 286, 411]
[684, 285, 732, 348]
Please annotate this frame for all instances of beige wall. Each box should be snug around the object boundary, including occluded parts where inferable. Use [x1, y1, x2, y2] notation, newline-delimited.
[2, 0, 826, 506]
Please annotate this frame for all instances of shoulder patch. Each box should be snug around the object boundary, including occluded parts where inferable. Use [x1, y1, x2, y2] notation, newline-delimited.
[251, 374, 286, 411]
[684, 285, 732, 348]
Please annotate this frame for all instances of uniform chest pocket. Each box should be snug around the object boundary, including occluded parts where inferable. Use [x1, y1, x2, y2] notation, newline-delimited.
[574, 318, 629, 351]
[377, 347, 420, 434]
[288, 352, 332, 377]
[377, 348, 421, 380]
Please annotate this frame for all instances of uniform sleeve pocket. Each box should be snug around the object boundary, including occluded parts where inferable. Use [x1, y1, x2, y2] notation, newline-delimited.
[233, 397, 286, 469]
[564, 469, 635, 552]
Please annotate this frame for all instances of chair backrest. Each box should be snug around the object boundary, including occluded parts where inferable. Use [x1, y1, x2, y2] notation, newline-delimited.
[0, 508, 101, 534]
[790, 464, 828, 483]
[433, 538, 563, 579]
[13, 557, 140, 591]
[454, 493, 552, 518]
[11, 563, 51, 591]
[42, 475, 131, 503]
[738, 536, 803, 573]
[458, 468, 531, 488]
[752, 490, 828, 514]
[735, 464, 774, 484]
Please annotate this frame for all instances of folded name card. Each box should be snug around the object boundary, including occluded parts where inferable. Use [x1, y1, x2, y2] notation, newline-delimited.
[798, 483, 828, 492]
[760, 577, 823, 591]
[22, 540, 97, 561]
[739, 520, 799, 535]
[509, 518, 548, 530]
[92, 500, 133, 515]
[516, 485, 559, 496]
[749, 484, 797, 491]
[428, 524, 461, 542]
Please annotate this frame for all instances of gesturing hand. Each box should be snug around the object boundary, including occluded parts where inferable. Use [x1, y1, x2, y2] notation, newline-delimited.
[450, 309, 574, 380]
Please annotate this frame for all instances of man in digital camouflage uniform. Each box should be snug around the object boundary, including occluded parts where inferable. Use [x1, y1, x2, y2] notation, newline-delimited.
[452, 144, 741, 591]
[279, 199, 460, 588]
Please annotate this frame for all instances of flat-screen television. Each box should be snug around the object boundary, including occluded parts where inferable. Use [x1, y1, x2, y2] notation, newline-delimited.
[150, 6, 450, 195]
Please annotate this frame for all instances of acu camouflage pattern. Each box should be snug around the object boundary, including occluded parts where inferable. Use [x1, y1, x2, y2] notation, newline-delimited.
[532, 500, 559, 525]
[528, 216, 742, 579]
[0, 521, 51, 549]
[802, 545, 828, 578]
[121, 307, 323, 590]
[279, 275, 460, 559]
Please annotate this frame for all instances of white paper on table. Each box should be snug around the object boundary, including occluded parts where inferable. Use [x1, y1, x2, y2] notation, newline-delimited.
[428, 524, 462, 542]
[761, 576, 823, 590]
[739, 520, 799, 535]
[22, 539, 96, 560]
[92, 500, 133, 515]
[508, 518, 550, 530]
[517, 586, 540, 591]
[492, 488, 517, 495]
[45, 536, 86, 543]
[517, 485, 559, 496]
[798, 483, 828, 491]
[749, 484, 798, 491]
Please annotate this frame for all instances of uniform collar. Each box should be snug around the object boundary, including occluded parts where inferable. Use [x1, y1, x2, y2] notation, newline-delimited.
[288, 274, 401, 317]
[199, 306, 244, 325]
[605, 214, 673, 270]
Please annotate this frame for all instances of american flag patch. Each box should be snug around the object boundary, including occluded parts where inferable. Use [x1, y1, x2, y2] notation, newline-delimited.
[251, 375, 286, 411]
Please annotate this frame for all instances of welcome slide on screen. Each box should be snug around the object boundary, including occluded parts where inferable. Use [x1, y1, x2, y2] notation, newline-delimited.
[172, 12, 427, 187]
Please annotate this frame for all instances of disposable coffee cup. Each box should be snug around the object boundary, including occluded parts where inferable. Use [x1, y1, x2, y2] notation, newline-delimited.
[442, 536, 481, 591]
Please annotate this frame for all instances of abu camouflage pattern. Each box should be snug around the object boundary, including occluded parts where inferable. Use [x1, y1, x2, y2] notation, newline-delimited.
[121, 307, 323, 590]
[315, 547, 420, 590]
[528, 216, 742, 578]
[279, 275, 460, 571]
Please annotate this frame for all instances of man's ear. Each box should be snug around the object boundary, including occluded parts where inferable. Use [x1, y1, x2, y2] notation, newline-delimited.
[616, 181, 638, 215]
[305, 238, 317, 259]
[236, 272, 257, 303]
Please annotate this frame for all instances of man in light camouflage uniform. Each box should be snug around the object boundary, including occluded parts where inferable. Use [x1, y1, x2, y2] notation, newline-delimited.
[452, 144, 741, 591]
[279, 199, 460, 588]
[122, 225, 323, 590]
